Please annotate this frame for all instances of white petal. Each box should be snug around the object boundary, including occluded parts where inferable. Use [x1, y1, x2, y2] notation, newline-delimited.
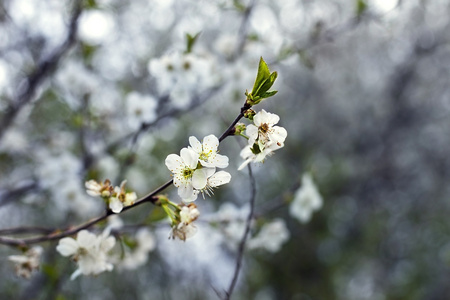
[109, 197, 123, 213]
[212, 154, 229, 168]
[182, 190, 199, 202]
[76, 230, 97, 248]
[246, 124, 259, 145]
[56, 238, 79, 256]
[178, 182, 194, 199]
[202, 134, 219, 153]
[180, 147, 199, 169]
[165, 154, 183, 173]
[238, 158, 253, 171]
[253, 109, 265, 126]
[265, 111, 280, 125]
[208, 171, 231, 187]
[192, 169, 208, 190]
[240, 146, 253, 160]
[189, 136, 202, 153]
[70, 269, 82, 280]
[269, 126, 287, 144]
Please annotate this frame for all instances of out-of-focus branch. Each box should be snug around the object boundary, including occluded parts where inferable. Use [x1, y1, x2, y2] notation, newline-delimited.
[0, 180, 39, 207]
[0, 0, 83, 141]
[234, 0, 257, 58]
[223, 164, 256, 300]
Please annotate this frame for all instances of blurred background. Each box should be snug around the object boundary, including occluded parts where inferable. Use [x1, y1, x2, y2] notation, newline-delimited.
[0, 0, 450, 299]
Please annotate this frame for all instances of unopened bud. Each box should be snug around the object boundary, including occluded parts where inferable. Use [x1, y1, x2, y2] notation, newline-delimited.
[244, 109, 256, 120]
[233, 123, 246, 136]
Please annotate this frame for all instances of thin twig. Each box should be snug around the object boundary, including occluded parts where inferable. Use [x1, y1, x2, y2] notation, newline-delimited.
[223, 164, 257, 300]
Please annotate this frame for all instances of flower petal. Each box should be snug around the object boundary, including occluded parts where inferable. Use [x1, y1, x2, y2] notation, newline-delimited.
[180, 147, 199, 169]
[76, 230, 97, 248]
[178, 182, 194, 199]
[165, 154, 183, 173]
[109, 197, 123, 213]
[188, 136, 202, 153]
[56, 238, 79, 256]
[208, 171, 231, 187]
[202, 134, 219, 153]
[192, 169, 208, 190]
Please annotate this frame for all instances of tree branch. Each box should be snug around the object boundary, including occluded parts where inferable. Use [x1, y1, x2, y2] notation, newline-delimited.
[223, 163, 256, 300]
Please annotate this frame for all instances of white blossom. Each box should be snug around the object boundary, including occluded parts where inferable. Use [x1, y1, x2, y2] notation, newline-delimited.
[170, 204, 200, 241]
[126, 92, 157, 130]
[238, 110, 287, 170]
[117, 228, 156, 270]
[188, 135, 229, 168]
[289, 173, 323, 223]
[246, 109, 287, 150]
[165, 147, 209, 201]
[247, 219, 290, 253]
[56, 229, 116, 280]
[8, 246, 43, 279]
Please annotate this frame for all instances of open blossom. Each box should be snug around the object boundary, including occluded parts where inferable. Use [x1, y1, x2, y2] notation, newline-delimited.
[289, 173, 323, 223]
[238, 110, 287, 170]
[188, 135, 229, 168]
[246, 109, 287, 150]
[165, 147, 207, 200]
[170, 203, 200, 241]
[166, 135, 231, 201]
[56, 229, 116, 280]
[8, 246, 43, 279]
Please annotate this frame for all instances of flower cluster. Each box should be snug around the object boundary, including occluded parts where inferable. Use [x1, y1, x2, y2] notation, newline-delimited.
[8, 246, 43, 279]
[289, 173, 323, 223]
[85, 179, 137, 213]
[170, 203, 201, 241]
[238, 109, 288, 170]
[56, 229, 116, 280]
[148, 52, 218, 109]
[165, 134, 231, 202]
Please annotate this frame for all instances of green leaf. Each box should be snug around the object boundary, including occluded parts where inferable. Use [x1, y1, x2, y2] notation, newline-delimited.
[356, 0, 367, 16]
[256, 71, 277, 96]
[260, 90, 278, 99]
[251, 57, 271, 95]
[185, 32, 201, 53]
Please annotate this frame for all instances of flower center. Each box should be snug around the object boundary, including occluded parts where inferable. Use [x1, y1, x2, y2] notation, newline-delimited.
[182, 167, 194, 179]
[260, 123, 269, 133]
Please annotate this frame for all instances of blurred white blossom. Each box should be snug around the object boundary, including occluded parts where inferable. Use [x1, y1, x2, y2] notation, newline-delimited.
[248, 219, 290, 253]
[8, 246, 43, 279]
[126, 92, 157, 130]
[117, 228, 156, 270]
[289, 173, 323, 223]
[56, 229, 116, 280]
[148, 52, 218, 108]
[170, 204, 201, 241]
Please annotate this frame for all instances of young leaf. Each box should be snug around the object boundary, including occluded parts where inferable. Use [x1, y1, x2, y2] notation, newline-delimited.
[185, 32, 201, 53]
[251, 57, 271, 95]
